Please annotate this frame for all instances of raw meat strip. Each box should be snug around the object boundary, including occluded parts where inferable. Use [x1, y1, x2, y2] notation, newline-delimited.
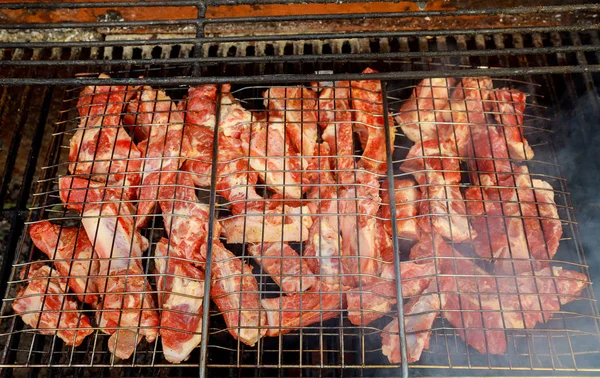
[400, 140, 472, 242]
[316, 81, 355, 185]
[396, 77, 456, 143]
[350, 67, 395, 175]
[380, 179, 420, 240]
[69, 75, 142, 200]
[249, 115, 304, 199]
[490, 88, 533, 160]
[155, 238, 205, 364]
[135, 87, 190, 228]
[465, 165, 562, 274]
[346, 260, 435, 326]
[263, 86, 319, 163]
[29, 221, 99, 304]
[12, 265, 94, 347]
[381, 284, 441, 363]
[303, 218, 348, 288]
[180, 85, 218, 187]
[202, 240, 266, 346]
[261, 283, 344, 337]
[59, 176, 159, 359]
[338, 171, 382, 285]
[157, 171, 213, 264]
[247, 243, 317, 293]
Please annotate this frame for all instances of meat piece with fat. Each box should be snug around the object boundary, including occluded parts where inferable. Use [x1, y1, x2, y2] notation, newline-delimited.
[155, 238, 205, 364]
[316, 81, 355, 185]
[380, 179, 420, 240]
[29, 221, 99, 304]
[12, 265, 94, 347]
[346, 260, 435, 326]
[350, 68, 395, 175]
[69, 75, 142, 200]
[396, 77, 456, 143]
[261, 283, 344, 337]
[490, 88, 533, 160]
[202, 240, 266, 346]
[247, 243, 318, 293]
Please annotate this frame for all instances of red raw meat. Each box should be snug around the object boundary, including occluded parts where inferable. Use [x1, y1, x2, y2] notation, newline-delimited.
[490, 88, 533, 160]
[317, 81, 355, 185]
[380, 179, 420, 240]
[247, 243, 318, 293]
[350, 68, 395, 175]
[397, 77, 456, 143]
[135, 87, 190, 228]
[180, 85, 218, 187]
[337, 171, 382, 285]
[69, 75, 142, 200]
[155, 238, 205, 364]
[346, 260, 435, 326]
[29, 222, 99, 304]
[157, 171, 213, 264]
[12, 265, 94, 347]
[261, 283, 344, 337]
[202, 240, 266, 346]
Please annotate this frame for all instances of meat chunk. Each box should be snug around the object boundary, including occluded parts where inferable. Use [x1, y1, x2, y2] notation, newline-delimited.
[263, 86, 319, 163]
[69, 75, 142, 200]
[346, 260, 435, 326]
[249, 115, 304, 199]
[400, 140, 472, 242]
[203, 240, 266, 346]
[381, 285, 441, 363]
[155, 238, 205, 364]
[303, 218, 348, 288]
[180, 85, 218, 187]
[396, 77, 455, 143]
[465, 165, 562, 274]
[59, 176, 159, 358]
[135, 87, 190, 228]
[350, 68, 395, 175]
[380, 179, 420, 240]
[12, 265, 94, 347]
[158, 171, 212, 264]
[316, 81, 355, 185]
[248, 243, 317, 293]
[29, 222, 99, 304]
[338, 171, 382, 285]
[261, 283, 344, 337]
[490, 88, 533, 160]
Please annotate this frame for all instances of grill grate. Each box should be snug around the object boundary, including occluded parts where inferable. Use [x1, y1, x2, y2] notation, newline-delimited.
[0, 2, 600, 378]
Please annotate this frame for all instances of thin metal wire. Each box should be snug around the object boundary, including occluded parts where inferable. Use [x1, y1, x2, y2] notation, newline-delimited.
[0, 57, 599, 377]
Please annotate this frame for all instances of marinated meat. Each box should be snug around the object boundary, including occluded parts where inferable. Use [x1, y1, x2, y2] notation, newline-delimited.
[490, 88, 533, 160]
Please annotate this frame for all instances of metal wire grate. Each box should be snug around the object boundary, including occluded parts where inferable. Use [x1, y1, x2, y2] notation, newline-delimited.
[0, 2, 599, 377]
[0, 65, 598, 378]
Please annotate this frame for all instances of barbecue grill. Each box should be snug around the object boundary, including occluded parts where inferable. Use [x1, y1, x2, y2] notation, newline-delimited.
[1, 1, 600, 377]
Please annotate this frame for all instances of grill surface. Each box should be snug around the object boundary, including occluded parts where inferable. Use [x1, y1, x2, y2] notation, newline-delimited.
[0, 2, 600, 377]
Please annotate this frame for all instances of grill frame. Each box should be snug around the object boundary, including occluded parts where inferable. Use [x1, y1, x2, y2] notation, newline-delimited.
[0, 2, 599, 377]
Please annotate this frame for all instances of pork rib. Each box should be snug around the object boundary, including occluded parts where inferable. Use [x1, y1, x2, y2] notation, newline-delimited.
[396, 77, 456, 143]
[12, 265, 94, 347]
[490, 88, 533, 161]
[261, 283, 344, 337]
[29, 221, 99, 304]
[350, 67, 395, 175]
[155, 238, 205, 364]
[380, 179, 420, 240]
[247, 243, 317, 293]
[202, 240, 266, 347]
